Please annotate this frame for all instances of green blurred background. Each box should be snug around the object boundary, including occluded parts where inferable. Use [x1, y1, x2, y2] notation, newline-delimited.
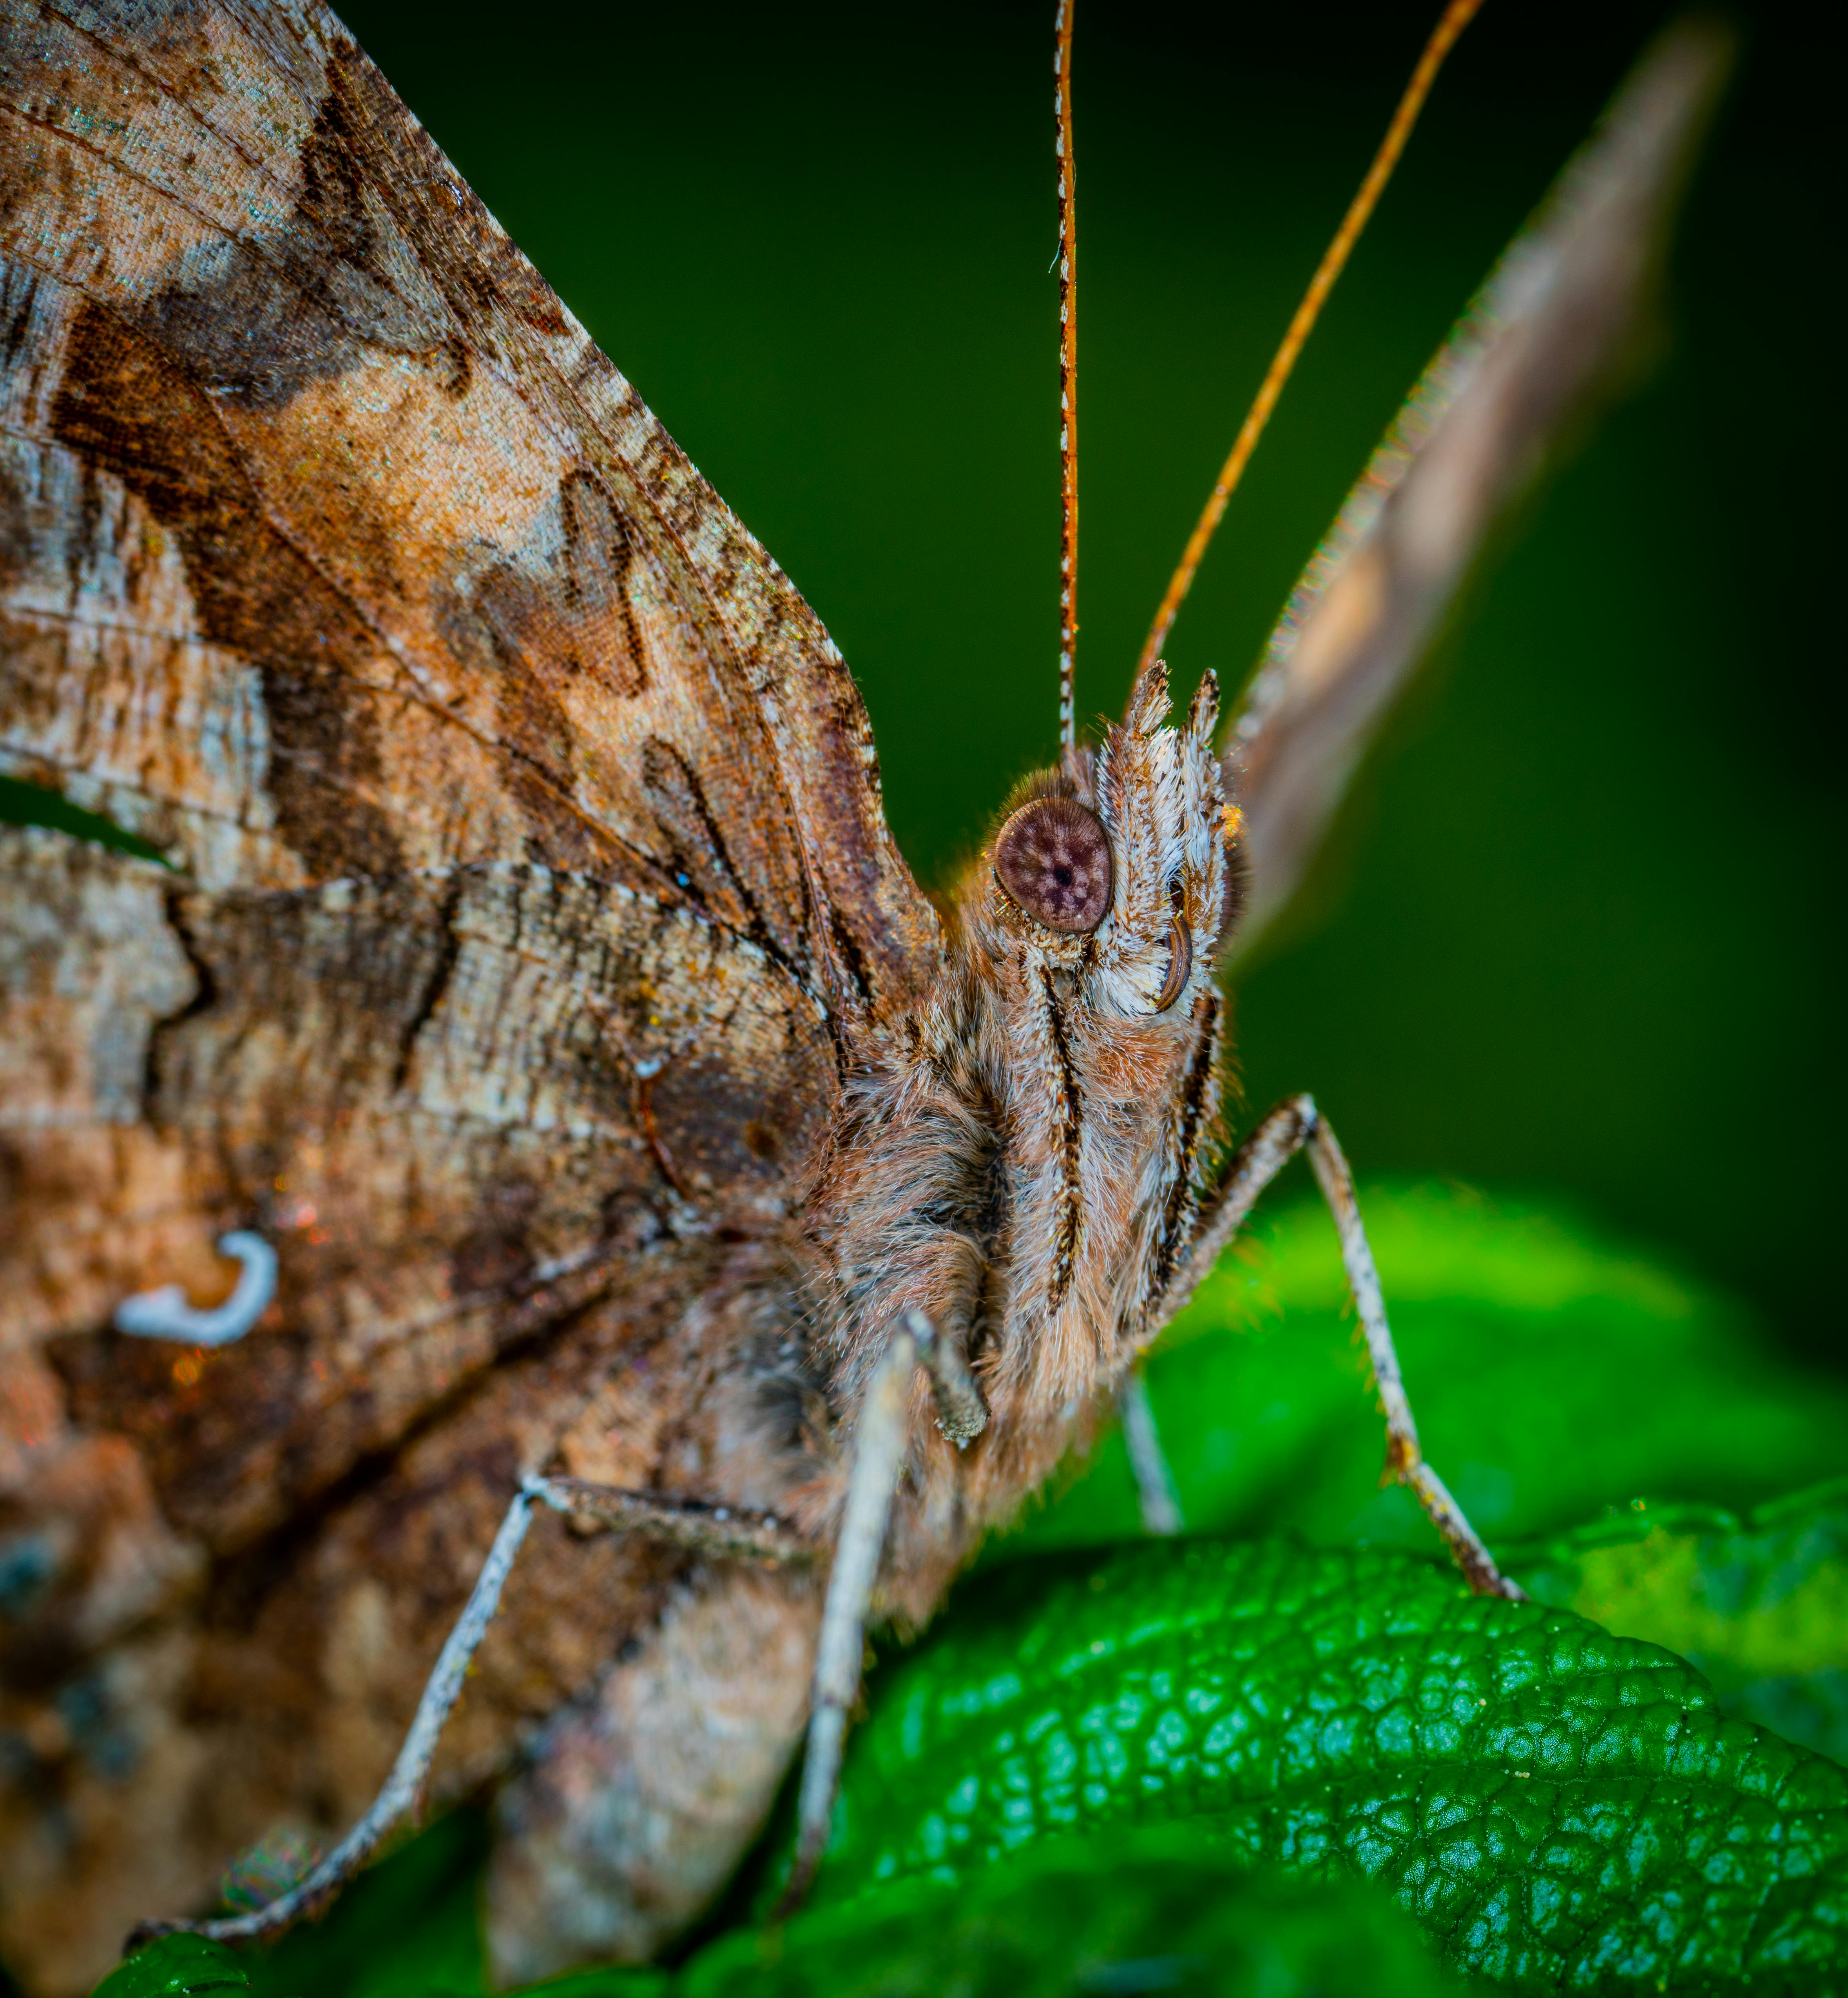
[27, 0, 1844, 1365]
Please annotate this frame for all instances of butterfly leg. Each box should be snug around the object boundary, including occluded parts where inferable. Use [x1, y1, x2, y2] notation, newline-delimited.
[1118, 1371, 1184, 1535]
[1164, 1094, 1522, 1601]
[128, 1478, 542, 1947]
[779, 1308, 964, 1914]
[129, 1479, 813, 1950]
[531, 1479, 812, 1563]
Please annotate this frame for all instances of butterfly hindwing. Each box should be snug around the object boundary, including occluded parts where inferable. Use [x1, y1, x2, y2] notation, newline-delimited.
[0, 0, 939, 1503]
[1223, 23, 1729, 960]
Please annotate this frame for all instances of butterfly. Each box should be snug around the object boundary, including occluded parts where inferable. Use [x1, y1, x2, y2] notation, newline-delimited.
[0, 2, 1723, 1991]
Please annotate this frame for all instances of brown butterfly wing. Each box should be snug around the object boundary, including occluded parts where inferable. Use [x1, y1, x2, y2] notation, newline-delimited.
[0, 0, 940, 1514]
[1223, 22, 1730, 961]
[3, 0, 933, 977]
[0, 2, 931, 1982]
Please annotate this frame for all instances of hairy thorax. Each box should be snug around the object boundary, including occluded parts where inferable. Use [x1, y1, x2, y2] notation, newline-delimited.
[798, 664, 1234, 1619]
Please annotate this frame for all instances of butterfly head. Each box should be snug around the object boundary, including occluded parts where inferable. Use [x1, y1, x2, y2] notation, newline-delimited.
[982, 662, 1241, 1015]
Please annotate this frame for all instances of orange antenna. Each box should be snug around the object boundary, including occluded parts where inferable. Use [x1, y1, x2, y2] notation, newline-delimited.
[1138, 0, 1486, 678]
[1054, 0, 1079, 751]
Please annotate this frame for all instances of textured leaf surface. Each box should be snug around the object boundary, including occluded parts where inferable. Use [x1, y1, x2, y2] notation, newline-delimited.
[90, 1937, 249, 1998]
[675, 1833, 1461, 1997]
[1511, 1480, 1848, 1769]
[226, 1818, 1465, 1998]
[813, 1539, 1848, 1993]
[1007, 1185, 1848, 1561]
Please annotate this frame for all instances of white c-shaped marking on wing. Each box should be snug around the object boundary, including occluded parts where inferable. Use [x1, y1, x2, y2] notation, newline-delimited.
[114, 1231, 278, 1347]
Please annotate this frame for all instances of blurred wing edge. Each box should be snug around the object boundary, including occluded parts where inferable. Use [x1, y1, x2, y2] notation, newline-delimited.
[1222, 18, 1734, 966]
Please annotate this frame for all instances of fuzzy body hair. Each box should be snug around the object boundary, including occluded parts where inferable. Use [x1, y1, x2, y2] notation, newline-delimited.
[799, 662, 1233, 1619]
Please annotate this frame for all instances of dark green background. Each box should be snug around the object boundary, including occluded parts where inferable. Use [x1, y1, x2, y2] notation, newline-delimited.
[43, 0, 1848, 1362]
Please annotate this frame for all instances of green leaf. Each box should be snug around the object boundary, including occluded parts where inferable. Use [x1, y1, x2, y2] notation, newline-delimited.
[812, 1537, 1848, 1993]
[1510, 1478, 1848, 1768]
[89, 1936, 250, 1998]
[674, 1830, 1465, 1997]
[0, 777, 172, 866]
[498, 1969, 667, 1998]
[1006, 1184, 1848, 1562]
[243, 1811, 487, 1998]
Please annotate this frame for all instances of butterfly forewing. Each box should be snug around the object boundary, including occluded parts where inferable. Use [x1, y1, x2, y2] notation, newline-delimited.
[0, 0, 935, 1983]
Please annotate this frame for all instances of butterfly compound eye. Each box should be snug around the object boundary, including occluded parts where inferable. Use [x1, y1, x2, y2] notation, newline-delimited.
[993, 799, 1113, 933]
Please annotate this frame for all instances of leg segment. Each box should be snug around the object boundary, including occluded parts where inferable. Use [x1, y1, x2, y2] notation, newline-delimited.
[1155, 1095, 1319, 1330]
[922, 1318, 988, 1447]
[1155, 1094, 1522, 1601]
[777, 1319, 918, 1915]
[130, 1478, 810, 1950]
[537, 1479, 809, 1565]
[131, 1479, 542, 1947]
[1118, 1371, 1183, 1536]
[779, 1308, 973, 1914]
[1303, 1115, 1520, 1599]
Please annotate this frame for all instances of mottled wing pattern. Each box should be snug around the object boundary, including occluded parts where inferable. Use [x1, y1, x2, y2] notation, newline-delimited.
[0, 2, 934, 1980]
[0, 0, 938, 1525]
[1223, 24, 1728, 958]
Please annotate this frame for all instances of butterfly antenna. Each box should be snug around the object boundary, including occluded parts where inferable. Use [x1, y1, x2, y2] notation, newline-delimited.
[1055, 0, 1079, 753]
[1137, 0, 1486, 678]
